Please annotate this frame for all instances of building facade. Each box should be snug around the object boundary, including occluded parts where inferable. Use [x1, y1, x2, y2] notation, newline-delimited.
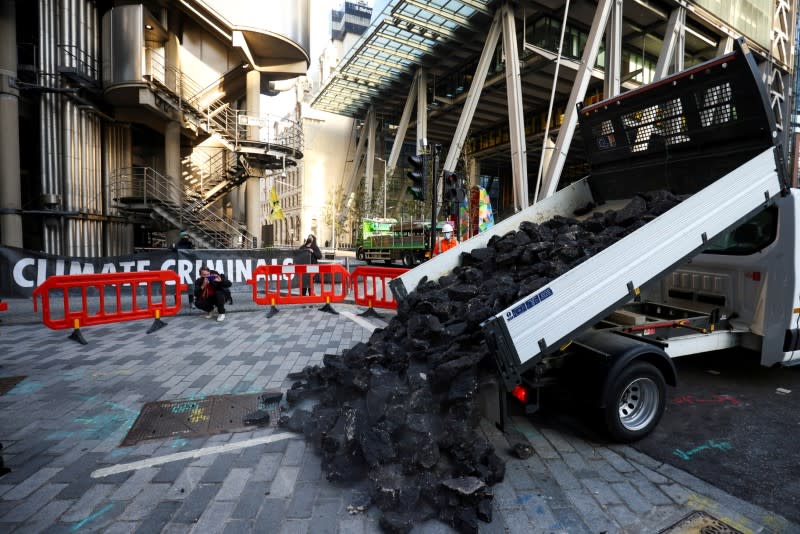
[0, 0, 310, 255]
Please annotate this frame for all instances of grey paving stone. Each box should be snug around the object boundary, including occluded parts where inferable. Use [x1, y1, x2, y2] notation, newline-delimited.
[588, 458, 627, 483]
[1, 466, 62, 500]
[286, 482, 319, 519]
[61, 483, 115, 522]
[308, 499, 339, 534]
[539, 427, 575, 453]
[231, 481, 270, 519]
[172, 484, 220, 523]
[549, 505, 592, 534]
[518, 492, 559, 529]
[269, 466, 300, 498]
[254, 498, 287, 531]
[610, 481, 654, 514]
[580, 478, 623, 506]
[151, 459, 192, 484]
[658, 483, 694, 505]
[597, 447, 636, 473]
[222, 518, 254, 534]
[133, 501, 180, 534]
[500, 509, 538, 534]
[19, 499, 72, 534]
[565, 487, 619, 530]
[627, 471, 673, 506]
[282, 439, 307, 466]
[215, 467, 253, 501]
[0, 482, 68, 523]
[505, 463, 538, 491]
[279, 518, 311, 534]
[545, 458, 582, 491]
[119, 483, 170, 521]
[164, 466, 207, 501]
[202, 454, 240, 484]
[193, 500, 236, 534]
[297, 453, 323, 482]
[109, 467, 158, 501]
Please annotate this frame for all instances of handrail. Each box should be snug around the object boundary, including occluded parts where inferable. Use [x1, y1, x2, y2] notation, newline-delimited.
[110, 166, 257, 248]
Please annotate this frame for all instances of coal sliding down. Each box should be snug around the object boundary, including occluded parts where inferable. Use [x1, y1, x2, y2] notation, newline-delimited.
[278, 190, 683, 534]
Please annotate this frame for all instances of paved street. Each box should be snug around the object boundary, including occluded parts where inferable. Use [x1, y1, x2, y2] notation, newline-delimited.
[0, 305, 798, 533]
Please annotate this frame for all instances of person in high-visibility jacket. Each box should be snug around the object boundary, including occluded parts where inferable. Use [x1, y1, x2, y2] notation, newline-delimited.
[433, 223, 458, 255]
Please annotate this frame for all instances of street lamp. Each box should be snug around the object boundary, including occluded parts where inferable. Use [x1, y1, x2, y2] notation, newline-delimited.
[376, 157, 388, 218]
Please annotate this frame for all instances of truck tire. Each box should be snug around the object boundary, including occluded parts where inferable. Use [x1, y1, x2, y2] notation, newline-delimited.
[602, 361, 665, 443]
[356, 247, 365, 261]
[403, 252, 415, 267]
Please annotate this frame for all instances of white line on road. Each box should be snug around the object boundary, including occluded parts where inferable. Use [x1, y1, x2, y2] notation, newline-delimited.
[340, 310, 383, 332]
[91, 432, 297, 478]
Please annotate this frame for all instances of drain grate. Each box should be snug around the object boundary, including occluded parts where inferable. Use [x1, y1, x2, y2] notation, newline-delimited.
[659, 511, 744, 534]
[0, 376, 26, 396]
[121, 391, 283, 446]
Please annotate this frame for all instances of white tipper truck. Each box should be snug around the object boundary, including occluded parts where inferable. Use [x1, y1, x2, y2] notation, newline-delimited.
[389, 39, 796, 442]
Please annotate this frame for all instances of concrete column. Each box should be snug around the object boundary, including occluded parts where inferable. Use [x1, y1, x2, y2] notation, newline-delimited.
[0, 0, 22, 247]
[245, 69, 262, 244]
[165, 32, 181, 95]
[165, 120, 181, 245]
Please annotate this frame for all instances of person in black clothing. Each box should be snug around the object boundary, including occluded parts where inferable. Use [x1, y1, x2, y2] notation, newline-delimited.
[193, 266, 231, 321]
[175, 231, 193, 250]
[296, 234, 322, 295]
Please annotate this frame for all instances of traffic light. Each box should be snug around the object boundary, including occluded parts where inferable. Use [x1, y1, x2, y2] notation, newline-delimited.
[406, 154, 425, 201]
[444, 171, 465, 215]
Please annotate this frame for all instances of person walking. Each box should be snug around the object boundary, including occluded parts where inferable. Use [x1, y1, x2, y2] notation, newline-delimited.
[193, 266, 231, 321]
[296, 234, 322, 295]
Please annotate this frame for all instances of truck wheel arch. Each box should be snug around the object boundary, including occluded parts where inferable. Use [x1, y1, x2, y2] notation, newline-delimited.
[600, 350, 677, 409]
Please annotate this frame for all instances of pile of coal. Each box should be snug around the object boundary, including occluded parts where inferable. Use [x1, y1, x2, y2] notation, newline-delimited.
[280, 191, 681, 533]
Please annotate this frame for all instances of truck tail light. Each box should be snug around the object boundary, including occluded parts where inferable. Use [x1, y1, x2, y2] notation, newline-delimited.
[511, 385, 528, 404]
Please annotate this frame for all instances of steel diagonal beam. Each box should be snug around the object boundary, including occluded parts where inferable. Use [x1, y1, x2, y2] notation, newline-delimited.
[540, 0, 612, 200]
[501, 2, 528, 211]
[442, 7, 502, 173]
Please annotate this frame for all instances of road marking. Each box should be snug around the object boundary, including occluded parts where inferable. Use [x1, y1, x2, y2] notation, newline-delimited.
[340, 310, 382, 332]
[91, 432, 297, 478]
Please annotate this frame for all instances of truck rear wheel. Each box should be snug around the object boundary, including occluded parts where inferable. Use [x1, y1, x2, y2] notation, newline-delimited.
[356, 247, 365, 261]
[402, 252, 415, 267]
[602, 361, 665, 443]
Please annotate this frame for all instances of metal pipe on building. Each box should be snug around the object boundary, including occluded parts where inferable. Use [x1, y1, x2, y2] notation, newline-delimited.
[0, 0, 23, 247]
[245, 69, 262, 244]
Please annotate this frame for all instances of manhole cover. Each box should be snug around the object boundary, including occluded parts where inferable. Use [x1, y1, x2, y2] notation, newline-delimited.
[0, 376, 26, 396]
[659, 511, 744, 534]
[121, 391, 283, 446]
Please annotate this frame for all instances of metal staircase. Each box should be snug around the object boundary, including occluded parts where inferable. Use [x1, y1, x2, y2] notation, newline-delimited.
[135, 50, 303, 246]
[110, 167, 257, 249]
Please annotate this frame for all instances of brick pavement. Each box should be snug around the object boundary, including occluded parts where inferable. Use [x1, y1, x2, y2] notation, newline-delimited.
[0, 305, 797, 533]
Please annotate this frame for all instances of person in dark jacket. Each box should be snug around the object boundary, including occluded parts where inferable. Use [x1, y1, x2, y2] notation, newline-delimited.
[175, 231, 193, 250]
[296, 234, 322, 295]
[193, 266, 231, 321]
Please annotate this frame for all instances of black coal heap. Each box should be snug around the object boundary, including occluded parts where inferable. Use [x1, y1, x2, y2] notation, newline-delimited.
[280, 191, 681, 533]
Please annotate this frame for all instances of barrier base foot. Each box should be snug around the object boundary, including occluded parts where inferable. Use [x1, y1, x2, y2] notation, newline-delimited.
[319, 303, 338, 315]
[266, 306, 279, 318]
[146, 318, 168, 334]
[68, 329, 88, 345]
[358, 307, 383, 319]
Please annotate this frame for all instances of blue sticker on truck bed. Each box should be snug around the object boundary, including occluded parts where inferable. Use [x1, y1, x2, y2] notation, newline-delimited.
[505, 287, 553, 321]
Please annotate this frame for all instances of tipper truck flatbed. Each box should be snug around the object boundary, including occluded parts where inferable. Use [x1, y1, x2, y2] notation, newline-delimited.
[391, 39, 793, 441]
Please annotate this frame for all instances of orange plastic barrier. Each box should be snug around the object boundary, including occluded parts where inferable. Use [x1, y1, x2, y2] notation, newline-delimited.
[350, 266, 408, 311]
[33, 271, 188, 343]
[247, 263, 349, 316]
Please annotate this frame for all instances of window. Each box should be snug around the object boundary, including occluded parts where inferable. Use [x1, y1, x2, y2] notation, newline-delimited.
[704, 206, 777, 255]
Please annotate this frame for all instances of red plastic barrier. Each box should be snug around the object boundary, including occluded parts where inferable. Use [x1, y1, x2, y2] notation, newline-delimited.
[350, 266, 408, 310]
[33, 271, 188, 330]
[247, 263, 350, 308]
[0, 301, 7, 313]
